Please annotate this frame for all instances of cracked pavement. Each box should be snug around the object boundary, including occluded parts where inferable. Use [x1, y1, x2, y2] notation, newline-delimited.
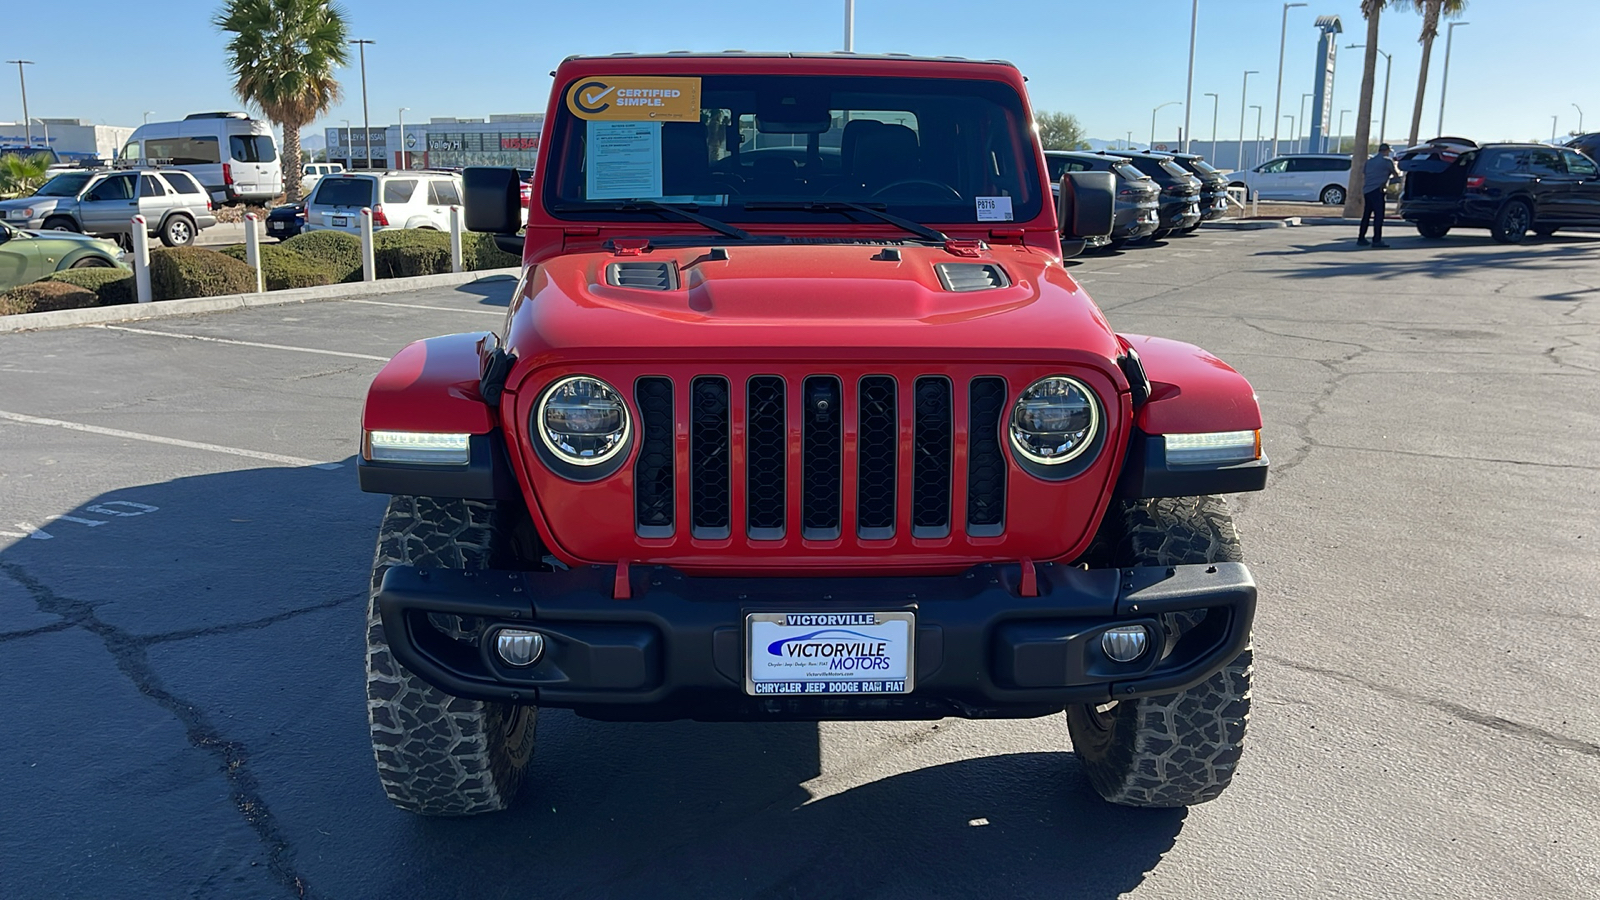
[1, 227, 1597, 899]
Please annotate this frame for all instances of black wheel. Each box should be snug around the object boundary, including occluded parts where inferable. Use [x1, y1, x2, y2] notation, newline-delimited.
[69, 257, 113, 269]
[1490, 200, 1532, 244]
[159, 215, 196, 247]
[1534, 225, 1559, 238]
[1067, 496, 1252, 807]
[42, 216, 79, 233]
[1416, 220, 1452, 239]
[1319, 185, 1346, 206]
[1150, 228, 1171, 241]
[367, 496, 537, 816]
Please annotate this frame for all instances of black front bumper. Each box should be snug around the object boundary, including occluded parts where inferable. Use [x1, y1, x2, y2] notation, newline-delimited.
[376, 561, 1256, 721]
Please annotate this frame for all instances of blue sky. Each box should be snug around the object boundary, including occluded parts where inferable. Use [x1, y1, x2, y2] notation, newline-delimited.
[4, 0, 1595, 146]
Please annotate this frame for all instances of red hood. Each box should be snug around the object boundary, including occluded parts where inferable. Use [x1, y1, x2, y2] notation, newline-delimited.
[503, 243, 1122, 372]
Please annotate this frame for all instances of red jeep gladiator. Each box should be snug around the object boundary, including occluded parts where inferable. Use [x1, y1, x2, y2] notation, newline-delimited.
[359, 52, 1268, 816]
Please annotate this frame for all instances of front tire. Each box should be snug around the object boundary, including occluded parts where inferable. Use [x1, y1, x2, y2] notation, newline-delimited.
[1320, 185, 1346, 205]
[366, 496, 537, 816]
[1490, 200, 1532, 244]
[1067, 496, 1252, 807]
[42, 216, 79, 233]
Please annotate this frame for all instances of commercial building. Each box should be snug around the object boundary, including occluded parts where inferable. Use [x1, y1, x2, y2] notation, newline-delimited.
[0, 118, 134, 161]
[324, 114, 543, 170]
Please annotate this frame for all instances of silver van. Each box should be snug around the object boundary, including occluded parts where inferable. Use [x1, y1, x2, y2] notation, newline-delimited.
[121, 113, 284, 205]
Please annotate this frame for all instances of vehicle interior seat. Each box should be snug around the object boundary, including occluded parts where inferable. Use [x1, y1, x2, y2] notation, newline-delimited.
[831, 121, 921, 195]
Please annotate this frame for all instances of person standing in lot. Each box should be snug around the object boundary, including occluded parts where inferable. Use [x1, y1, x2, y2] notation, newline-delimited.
[1358, 143, 1402, 248]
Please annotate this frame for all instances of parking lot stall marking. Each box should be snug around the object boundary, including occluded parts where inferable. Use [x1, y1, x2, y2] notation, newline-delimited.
[0, 523, 52, 540]
[341, 298, 506, 316]
[94, 325, 390, 362]
[0, 409, 343, 470]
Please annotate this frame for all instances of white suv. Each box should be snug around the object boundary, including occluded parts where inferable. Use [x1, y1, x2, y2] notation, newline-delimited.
[300, 162, 345, 195]
[303, 171, 463, 234]
[1225, 153, 1352, 205]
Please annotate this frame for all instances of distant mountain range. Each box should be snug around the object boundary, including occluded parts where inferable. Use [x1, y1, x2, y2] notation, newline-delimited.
[1085, 138, 1146, 151]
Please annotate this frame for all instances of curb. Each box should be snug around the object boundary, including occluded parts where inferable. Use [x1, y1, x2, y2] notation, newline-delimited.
[1203, 217, 1302, 230]
[0, 267, 521, 334]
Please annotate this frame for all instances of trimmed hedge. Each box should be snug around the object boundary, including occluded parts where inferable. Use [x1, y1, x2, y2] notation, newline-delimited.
[372, 229, 452, 278]
[220, 244, 339, 290]
[43, 267, 137, 306]
[463, 232, 522, 271]
[279, 231, 363, 282]
[0, 280, 100, 316]
[149, 247, 257, 301]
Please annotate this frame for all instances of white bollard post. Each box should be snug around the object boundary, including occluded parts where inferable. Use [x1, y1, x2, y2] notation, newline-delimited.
[244, 212, 263, 293]
[131, 215, 152, 304]
[1252, 190, 1259, 219]
[360, 207, 376, 282]
[449, 205, 464, 274]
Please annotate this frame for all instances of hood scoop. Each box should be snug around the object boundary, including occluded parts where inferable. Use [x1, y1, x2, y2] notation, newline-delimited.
[935, 263, 1010, 293]
[606, 261, 679, 291]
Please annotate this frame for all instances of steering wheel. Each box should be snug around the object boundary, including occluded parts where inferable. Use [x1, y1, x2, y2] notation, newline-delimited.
[870, 179, 963, 202]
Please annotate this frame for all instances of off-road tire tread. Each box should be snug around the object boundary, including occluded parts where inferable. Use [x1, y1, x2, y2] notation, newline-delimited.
[366, 495, 536, 816]
[1068, 495, 1252, 807]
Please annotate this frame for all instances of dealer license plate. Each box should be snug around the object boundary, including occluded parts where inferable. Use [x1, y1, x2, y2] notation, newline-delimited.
[332, 216, 348, 227]
[745, 611, 915, 696]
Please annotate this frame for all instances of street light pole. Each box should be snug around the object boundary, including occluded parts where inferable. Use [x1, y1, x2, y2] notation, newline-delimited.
[1151, 101, 1181, 149]
[397, 108, 409, 169]
[1349, 45, 1394, 144]
[1298, 92, 1312, 148]
[1337, 109, 1351, 153]
[341, 118, 352, 168]
[1126, 131, 1133, 150]
[1250, 104, 1263, 168]
[1573, 103, 1584, 135]
[844, 0, 854, 51]
[1271, 2, 1308, 158]
[1183, 0, 1199, 153]
[1552, 116, 1559, 143]
[1238, 69, 1258, 171]
[351, 39, 376, 168]
[6, 60, 34, 148]
[143, 111, 153, 124]
[1437, 21, 1469, 136]
[1205, 92, 1220, 153]
[29, 117, 49, 150]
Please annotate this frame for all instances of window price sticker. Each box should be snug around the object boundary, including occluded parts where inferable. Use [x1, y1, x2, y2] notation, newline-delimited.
[976, 196, 1014, 222]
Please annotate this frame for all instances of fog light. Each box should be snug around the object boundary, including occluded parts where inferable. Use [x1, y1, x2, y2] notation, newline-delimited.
[1101, 625, 1150, 663]
[494, 628, 545, 667]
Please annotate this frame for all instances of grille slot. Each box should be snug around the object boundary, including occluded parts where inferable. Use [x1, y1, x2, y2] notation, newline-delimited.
[967, 377, 1008, 536]
[606, 261, 678, 291]
[912, 376, 953, 538]
[935, 263, 1010, 292]
[689, 376, 730, 538]
[634, 377, 675, 537]
[802, 375, 843, 540]
[856, 376, 898, 539]
[746, 376, 786, 539]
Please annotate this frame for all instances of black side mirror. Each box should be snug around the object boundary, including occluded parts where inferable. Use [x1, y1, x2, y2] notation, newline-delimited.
[1057, 171, 1115, 258]
[462, 167, 522, 254]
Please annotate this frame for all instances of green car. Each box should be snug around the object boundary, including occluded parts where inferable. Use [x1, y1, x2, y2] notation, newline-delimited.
[0, 221, 125, 292]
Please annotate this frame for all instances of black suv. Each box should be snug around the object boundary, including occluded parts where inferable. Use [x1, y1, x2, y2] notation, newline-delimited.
[1044, 150, 1160, 248]
[1398, 138, 1600, 243]
[1100, 151, 1202, 238]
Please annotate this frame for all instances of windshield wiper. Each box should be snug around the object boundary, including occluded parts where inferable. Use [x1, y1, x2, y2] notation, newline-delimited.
[552, 200, 759, 243]
[741, 200, 949, 243]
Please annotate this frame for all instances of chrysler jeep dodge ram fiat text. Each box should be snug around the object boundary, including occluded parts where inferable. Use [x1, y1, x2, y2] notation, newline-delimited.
[357, 52, 1269, 816]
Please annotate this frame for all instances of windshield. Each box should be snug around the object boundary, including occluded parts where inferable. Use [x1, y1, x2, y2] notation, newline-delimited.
[544, 73, 1043, 230]
[34, 172, 94, 197]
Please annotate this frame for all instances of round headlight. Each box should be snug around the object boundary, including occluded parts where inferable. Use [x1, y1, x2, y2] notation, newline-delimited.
[1009, 376, 1099, 465]
[537, 376, 630, 466]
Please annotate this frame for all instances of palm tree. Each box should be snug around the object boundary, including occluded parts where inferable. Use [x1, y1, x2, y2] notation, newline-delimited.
[1342, 0, 1390, 217]
[214, 0, 349, 203]
[1405, 0, 1468, 147]
[0, 151, 54, 198]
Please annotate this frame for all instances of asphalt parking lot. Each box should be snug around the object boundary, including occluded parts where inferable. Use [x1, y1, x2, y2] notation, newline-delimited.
[2, 224, 1597, 899]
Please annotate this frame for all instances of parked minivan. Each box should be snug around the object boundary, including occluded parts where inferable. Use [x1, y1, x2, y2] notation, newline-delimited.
[1225, 153, 1352, 204]
[121, 112, 284, 205]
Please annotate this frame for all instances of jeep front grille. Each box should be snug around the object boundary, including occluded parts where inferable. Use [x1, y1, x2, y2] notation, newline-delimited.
[638, 373, 1009, 542]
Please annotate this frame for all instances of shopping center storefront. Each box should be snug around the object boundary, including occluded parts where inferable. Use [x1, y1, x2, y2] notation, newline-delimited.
[324, 114, 542, 171]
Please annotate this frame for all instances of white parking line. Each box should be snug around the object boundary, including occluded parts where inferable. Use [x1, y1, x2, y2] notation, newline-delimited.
[342, 298, 505, 316]
[0, 409, 343, 470]
[96, 325, 389, 361]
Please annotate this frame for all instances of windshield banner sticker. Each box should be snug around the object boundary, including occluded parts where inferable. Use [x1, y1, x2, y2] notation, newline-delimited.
[586, 120, 663, 200]
[567, 77, 702, 121]
[975, 196, 1014, 222]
